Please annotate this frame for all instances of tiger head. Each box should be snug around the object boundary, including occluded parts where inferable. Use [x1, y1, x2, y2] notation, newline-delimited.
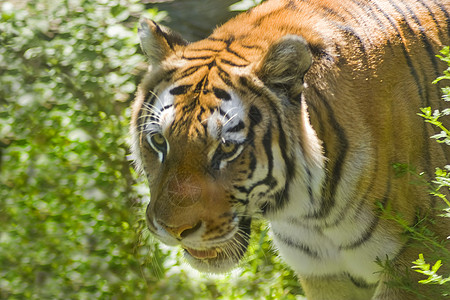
[130, 18, 315, 273]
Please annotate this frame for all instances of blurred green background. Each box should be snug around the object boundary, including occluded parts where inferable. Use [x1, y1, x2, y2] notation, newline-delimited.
[0, 0, 303, 299]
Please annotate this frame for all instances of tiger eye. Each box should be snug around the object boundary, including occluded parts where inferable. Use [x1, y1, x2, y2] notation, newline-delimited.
[221, 142, 236, 154]
[151, 133, 166, 147]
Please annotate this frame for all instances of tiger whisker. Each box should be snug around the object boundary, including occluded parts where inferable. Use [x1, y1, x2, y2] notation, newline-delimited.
[223, 113, 240, 127]
[221, 107, 239, 123]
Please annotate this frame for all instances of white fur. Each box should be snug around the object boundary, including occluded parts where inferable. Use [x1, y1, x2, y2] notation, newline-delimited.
[207, 91, 247, 143]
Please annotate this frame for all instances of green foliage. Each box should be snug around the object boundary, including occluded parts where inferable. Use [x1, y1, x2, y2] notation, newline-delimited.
[0, 0, 150, 298]
[412, 254, 450, 285]
[0, 1, 302, 299]
[229, 0, 264, 11]
[412, 47, 450, 295]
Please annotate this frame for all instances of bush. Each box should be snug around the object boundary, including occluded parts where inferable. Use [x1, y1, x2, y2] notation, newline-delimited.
[0, 1, 302, 299]
[0, 0, 151, 299]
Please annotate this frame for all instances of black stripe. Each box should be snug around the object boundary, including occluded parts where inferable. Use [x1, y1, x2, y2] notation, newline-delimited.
[349, 0, 386, 29]
[211, 145, 236, 170]
[189, 47, 221, 53]
[311, 2, 346, 22]
[164, 68, 177, 77]
[207, 37, 227, 43]
[273, 232, 320, 259]
[213, 87, 231, 101]
[207, 60, 216, 70]
[152, 21, 175, 51]
[218, 108, 228, 118]
[271, 183, 291, 215]
[244, 107, 262, 180]
[296, 0, 345, 22]
[140, 74, 169, 112]
[416, 0, 444, 37]
[193, 76, 207, 94]
[219, 58, 248, 68]
[400, 1, 440, 76]
[431, 0, 450, 35]
[333, 23, 367, 58]
[306, 101, 325, 147]
[386, 0, 436, 179]
[226, 120, 245, 133]
[346, 273, 377, 289]
[197, 106, 208, 135]
[161, 104, 172, 111]
[246, 106, 260, 146]
[262, 126, 274, 178]
[347, 0, 397, 55]
[376, 5, 427, 79]
[326, 156, 379, 228]
[372, 0, 436, 185]
[147, 93, 157, 107]
[251, 125, 284, 213]
[248, 125, 276, 190]
[329, 1, 377, 50]
[248, 105, 262, 126]
[253, 8, 286, 26]
[380, 0, 428, 102]
[169, 85, 192, 95]
[239, 43, 263, 51]
[233, 184, 249, 194]
[216, 65, 233, 86]
[230, 195, 249, 205]
[285, 0, 298, 10]
[306, 167, 314, 205]
[182, 55, 213, 61]
[176, 66, 201, 81]
[197, 106, 205, 122]
[340, 178, 391, 250]
[273, 104, 294, 210]
[247, 151, 257, 179]
[240, 77, 293, 213]
[309, 86, 349, 219]
[204, 36, 248, 66]
[238, 76, 264, 97]
[225, 47, 249, 63]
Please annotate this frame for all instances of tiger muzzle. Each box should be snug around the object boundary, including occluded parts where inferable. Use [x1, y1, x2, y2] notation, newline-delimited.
[148, 174, 233, 242]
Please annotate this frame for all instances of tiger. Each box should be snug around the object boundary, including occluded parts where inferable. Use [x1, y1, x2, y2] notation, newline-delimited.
[129, 0, 450, 299]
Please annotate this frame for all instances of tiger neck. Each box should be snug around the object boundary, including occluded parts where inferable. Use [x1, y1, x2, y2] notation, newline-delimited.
[269, 98, 327, 222]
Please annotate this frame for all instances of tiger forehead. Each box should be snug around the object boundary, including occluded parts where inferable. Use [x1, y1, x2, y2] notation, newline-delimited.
[167, 63, 238, 120]
[163, 83, 246, 143]
[169, 95, 215, 137]
[158, 37, 253, 140]
[170, 34, 260, 86]
[181, 36, 258, 67]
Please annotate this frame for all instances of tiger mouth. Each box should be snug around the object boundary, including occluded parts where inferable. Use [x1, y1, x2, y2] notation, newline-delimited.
[184, 247, 222, 259]
[181, 217, 252, 273]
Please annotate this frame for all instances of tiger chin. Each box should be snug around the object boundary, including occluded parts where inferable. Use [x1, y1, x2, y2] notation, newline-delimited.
[130, 0, 450, 299]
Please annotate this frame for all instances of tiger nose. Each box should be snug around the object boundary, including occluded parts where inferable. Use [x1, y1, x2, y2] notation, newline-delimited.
[163, 221, 203, 240]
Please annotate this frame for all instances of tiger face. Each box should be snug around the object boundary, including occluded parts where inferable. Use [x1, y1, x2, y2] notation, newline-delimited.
[139, 89, 255, 272]
[131, 19, 313, 272]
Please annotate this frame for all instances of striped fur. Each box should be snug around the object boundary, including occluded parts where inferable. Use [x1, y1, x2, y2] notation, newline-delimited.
[130, 0, 450, 299]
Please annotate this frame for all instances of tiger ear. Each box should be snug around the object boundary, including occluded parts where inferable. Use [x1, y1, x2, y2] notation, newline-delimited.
[257, 35, 312, 100]
[138, 18, 188, 65]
